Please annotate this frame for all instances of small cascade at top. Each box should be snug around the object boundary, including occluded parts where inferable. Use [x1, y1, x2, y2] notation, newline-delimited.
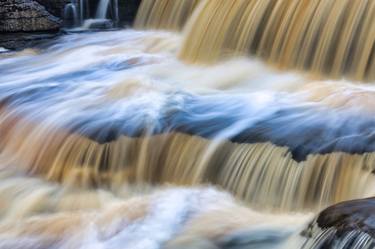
[83, 0, 119, 29]
[63, 0, 79, 28]
[80, 0, 89, 24]
[96, 0, 111, 19]
[113, 0, 120, 24]
[64, 0, 120, 29]
[95, 0, 119, 23]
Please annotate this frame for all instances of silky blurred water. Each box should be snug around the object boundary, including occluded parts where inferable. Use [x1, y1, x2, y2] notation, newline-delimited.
[0, 29, 374, 249]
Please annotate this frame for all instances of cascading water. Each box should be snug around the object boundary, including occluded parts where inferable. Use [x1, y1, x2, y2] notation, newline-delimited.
[80, 0, 89, 24]
[135, 0, 202, 30]
[96, 0, 111, 19]
[77, 0, 119, 29]
[179, 0, 375, 81]
[113, 0, 119, 24]
[1, 0, 375, 248]
[64, 1, 79, 27]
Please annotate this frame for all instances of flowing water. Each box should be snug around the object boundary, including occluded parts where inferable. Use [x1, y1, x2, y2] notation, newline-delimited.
[135, 0, 202, 30]
[96, 0, 111, 19]
[79, 0, 89, 24]
[179, 0, 375, 82]
[78, 0, 119, 29]
[113, 0, 119, 24]
[64, 1, 80, 28]
[1, 0, 375, 248]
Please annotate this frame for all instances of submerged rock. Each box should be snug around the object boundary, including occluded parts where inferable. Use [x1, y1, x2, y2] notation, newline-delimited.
[0, 32, 60, 50]
[317, 198, 375, 238]
[35, 0, 72, 18]
[302, 198, 375, 248]
[0, 0, 61, 32]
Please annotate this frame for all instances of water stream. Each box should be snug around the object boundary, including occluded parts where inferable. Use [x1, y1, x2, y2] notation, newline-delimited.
[1, 0, 374, 248]
[95, 0, 111, 19]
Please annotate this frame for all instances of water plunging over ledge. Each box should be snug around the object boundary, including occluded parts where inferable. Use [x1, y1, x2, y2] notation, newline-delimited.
[63, 0, 79, 28]
[65, 0, 120, 29]
[96, 0, 111, 19]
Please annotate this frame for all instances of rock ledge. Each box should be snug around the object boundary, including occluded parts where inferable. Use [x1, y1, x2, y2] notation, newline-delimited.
[0, 0, 61, 32]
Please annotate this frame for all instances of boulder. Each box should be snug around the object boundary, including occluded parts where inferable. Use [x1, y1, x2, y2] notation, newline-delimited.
[302, 198, 375, 248]
[35, 0, 72, 18]
[316, 197, 375, 238]
[0, 0, 62, 32]
[0, 32, 60, 50]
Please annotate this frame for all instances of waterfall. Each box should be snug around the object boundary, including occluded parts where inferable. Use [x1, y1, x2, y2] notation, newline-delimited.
[179, 0, 375, 82]
[135, 0, 202, 30]
[79, 0, 89, 24]
[64, 2, 79, 27]
[96, 0, 111, 19]
[79, 0, 120, 29]
[113, 0, 119, 24]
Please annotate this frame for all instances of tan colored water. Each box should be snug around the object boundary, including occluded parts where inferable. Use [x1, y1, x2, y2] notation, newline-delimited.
[179, 0, 375, 82]
[135, 0, 202, 30]
[1, 112, 374, 211]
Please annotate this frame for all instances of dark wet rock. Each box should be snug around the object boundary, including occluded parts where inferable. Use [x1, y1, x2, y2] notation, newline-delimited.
[118, 0, 141, 25]
[316, 198, 375, 238]
[0, 32, 60, 50]
[0, 0, 61, 32]
[299, 198, 375, 248]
